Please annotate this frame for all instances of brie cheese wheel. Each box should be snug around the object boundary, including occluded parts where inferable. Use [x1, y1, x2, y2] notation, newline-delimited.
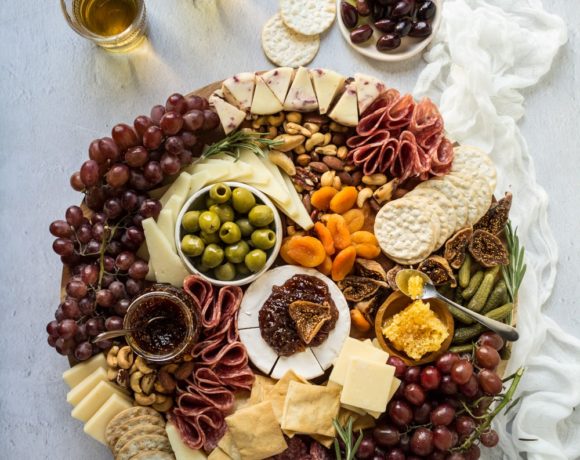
[311, 69, 345, 114]
[283, 66, 318, 112]
[329, 82, 358, 127]
[251, 76, 284, 115]
[239, 328, 279, 376]
[222, 72, 256, 111]
[212, 97, 246, 134]
[271, 348, 323, 381]
[355, 73, 386, 115]
[262, 67, 294, 103]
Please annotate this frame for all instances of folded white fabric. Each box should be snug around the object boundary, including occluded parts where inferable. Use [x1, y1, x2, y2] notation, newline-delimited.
[414, 1, 580, 459]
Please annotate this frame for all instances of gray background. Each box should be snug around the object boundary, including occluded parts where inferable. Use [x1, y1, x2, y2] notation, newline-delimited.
[0, 1, 578, 458]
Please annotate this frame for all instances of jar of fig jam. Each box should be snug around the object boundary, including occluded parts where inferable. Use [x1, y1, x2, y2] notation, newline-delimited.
[124, 284, 200, 363]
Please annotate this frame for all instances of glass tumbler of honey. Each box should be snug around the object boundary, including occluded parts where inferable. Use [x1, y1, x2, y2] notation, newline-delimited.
[60, 0, 147, 52]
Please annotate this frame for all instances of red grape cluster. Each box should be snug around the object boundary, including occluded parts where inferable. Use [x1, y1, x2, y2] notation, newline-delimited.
[47, 93, 218, 362]
[355, 332, 506, 460]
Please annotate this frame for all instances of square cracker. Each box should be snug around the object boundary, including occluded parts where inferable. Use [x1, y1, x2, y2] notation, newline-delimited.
[265, 370, 308, 423]
[226, 401, 287, 460]
[248, 375, 276, 407]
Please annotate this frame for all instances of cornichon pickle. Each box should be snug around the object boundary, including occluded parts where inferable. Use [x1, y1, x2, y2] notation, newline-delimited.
[467, 266, 500, 313]
[458, 253, 472, 288]
[482, 279, 508, 313]
[461, 270, 484, 300]
[448, 305, 474, 325]
[449, 343, 474, 354]
[452, 303, 514, 344]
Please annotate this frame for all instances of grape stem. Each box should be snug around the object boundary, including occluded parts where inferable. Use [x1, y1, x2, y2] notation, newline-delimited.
[455, 367, 525, 452]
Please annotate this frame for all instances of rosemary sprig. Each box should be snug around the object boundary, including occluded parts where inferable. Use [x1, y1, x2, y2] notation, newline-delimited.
[333, 417, 363, 460]
[201, 130, 282, 161]
[501, 221, 527, 302]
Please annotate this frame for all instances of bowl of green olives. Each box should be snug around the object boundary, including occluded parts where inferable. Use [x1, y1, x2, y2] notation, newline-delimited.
[175, 181, 283, 286]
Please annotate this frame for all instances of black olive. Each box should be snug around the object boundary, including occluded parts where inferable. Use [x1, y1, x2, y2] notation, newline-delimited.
[377, 0, 397, 5]
[409, 20, 432, 37]
[372, 4, 388, 21]
[341, 1, 359, 29]
[356, 0, 371, 17]
[395, 19, 412, 37]
[350, 24, 374, 44]
[375, 18, 397, 33]
[417, 1, 437, 20]
[377, 33, 402, 51]
[391, 0, 413, 18]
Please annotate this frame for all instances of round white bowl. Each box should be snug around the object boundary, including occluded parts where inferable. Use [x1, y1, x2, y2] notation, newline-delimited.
[336, 0, 443, 62]
[175, 181, 283, 287]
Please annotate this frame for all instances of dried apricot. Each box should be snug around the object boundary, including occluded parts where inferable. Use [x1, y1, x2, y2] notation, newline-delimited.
[317, 256, 333, 276]
[331, 246, 357, 281]
[329, 186, 358, 214]
[287, 236, 327, 268]
[280, 236, 298, 265]
[311, 186, 338, 210]
[342, 209, 365, 233]
[314, 222, 335, 256]
[326, 214, 352, 250]
[350, 309, 371, 332]
[354, 243, 381, 259]
[351, 230, 379, 246]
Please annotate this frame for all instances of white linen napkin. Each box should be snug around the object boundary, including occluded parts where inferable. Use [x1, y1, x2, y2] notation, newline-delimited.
[413, 1, 580, 459]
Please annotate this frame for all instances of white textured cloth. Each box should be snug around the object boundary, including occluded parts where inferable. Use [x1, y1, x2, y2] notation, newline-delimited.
[414, 1, 580, 459]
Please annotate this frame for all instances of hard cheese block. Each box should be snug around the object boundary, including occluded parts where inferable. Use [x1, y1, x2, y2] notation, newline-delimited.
[355, 73, 386, 114]
[157, 208, 176, 251]
[71, 380, 130, 423]
[329, 337, 388, 386]
[84, 393, 133, 445]
[213, 97, 246, 134]
[340, 358, 395, 413]
[222, 72, 256, 111]
[262, 67, 294, 103]
[283, 66, 318, 112]
[62, 353, 106, 389]
[166, 422, 208, 460]
[251, 76, 284, 115]
[329, 81, 358, 127]
[66, 366, 108, 406]
[311, 69, 345, 115]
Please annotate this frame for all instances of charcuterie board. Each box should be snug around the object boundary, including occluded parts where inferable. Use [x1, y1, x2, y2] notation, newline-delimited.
[51, 68, 523, 460]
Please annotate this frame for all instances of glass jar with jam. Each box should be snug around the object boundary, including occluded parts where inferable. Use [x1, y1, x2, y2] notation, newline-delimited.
[123, 284, 200, 363]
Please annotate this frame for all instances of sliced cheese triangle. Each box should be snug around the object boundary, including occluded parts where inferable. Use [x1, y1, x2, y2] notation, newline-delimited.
[355, 73, 387, 115]
[311, 69, 346, 115]
[262, 67, 294, 103]
[283, 66, 318, 112]
[251, 76, 284, 115]
[329, 82, 358, 127]
[222, 72, 256, 111]
[213, 97, 246, 135]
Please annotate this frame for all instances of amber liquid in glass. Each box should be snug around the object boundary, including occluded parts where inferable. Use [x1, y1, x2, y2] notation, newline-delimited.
[75, 0, 139, 37]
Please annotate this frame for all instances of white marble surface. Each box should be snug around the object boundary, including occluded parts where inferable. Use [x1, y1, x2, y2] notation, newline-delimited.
[0, 1, 578, 458]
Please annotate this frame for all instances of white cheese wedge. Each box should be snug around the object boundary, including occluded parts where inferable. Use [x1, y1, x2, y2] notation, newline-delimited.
[311, 69, 346, 115]
[329, 82, 359, 127]
[143, 217, 190, 287]
[160, 172, 191, 207]
[251, 76, 284, 115]
[157, 208, 176, 251]
[237, 149, 291, 205]
[71, 380, 130, 423]
[213, 97, 246, 135]
[163, 194, 187, 230]
[262, 67, 294, 103]
[62, 353, 106, 389]
[271, 348, 323, 380]
[239, 328, 279, 376]
[329, 337, 389, 386]
[222, 72, 256, 111]
[167, 422, 208, 460]
[280, 173, 314, 230]
[84, 394, 132, 445]
[340, 358, 395, 413]
[66, 367, 108, 407]
[355, 73, 386, 115]
[283, 66, 318, 112]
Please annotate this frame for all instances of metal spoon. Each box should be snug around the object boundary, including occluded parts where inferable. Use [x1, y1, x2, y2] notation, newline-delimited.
[93, 316, 167, 344]
[395, 269, 519, 342]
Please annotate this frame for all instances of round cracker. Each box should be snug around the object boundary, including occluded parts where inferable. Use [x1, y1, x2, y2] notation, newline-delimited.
[406, 188, 457, 249]
[117, 434, 172, 460]
[105, 407, 164, 447]
[451, 145, 497, 193]
[445, 173, 492, 225]
[374, 199, 439, 265]
[131, 451, 176, 460]
[416, 178, 469, 230]
[261, 13, 320, 67]
[114, 424, 167, 455]
[279, 0, 336, 36]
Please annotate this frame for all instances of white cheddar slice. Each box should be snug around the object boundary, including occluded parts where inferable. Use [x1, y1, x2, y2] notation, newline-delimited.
[71, 380, 130, 423]
[213, 97, 246, 135]
[355, 73, 387, 115]
[189, 170, 213, 196]
[283, 66, 318, 112]
[66, 367, 108, 407]
[262, 67, 294, 103]
[222, 72, 256, 111]
[157, 208, 176, 252]
[388, 377, 401, 402]
[167, 422, 208, 460]
[160, 172, 191, 207]
[239, 328, 279, 376]
[311, 69, 346, 115]
[163, 194, 187, 230]
[251, 76, 284, 115]
[271, 348, 323, 380]
[143, 217, 190, 287]
[329, 337, 388, 386]
[62, 353, 106, 389]
[340, 358, 395, 413]
[84, 394, 132, 445]
[329, 82, 359, 127]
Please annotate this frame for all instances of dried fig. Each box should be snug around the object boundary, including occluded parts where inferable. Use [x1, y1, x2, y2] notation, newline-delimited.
[418, 255, 457, 287]
[474, 192, 512, 235]
[469, 229, 509, 267]
[386, 264, 404, 290]
[337, 276, 388, 302]
[355, 258, 387, 282]
[444, 227, 473, 269]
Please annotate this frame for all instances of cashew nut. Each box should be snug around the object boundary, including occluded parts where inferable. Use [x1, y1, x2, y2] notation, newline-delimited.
[130, 371, 144, 394]
[134, 356, 155, 375]
[320, 170, 336, 188]
[134, 392, 156, 406]
[286, 112, 302, 124]
[337, 146, 349, 160]
[268, 150, 296, 176]
[106, 346, 120, 368]
[152, 395, 174, 412]
[322, 132, 332, 146]
[305, 132, 325, 152]
[284, 122, 311, 137]
[315, 145, 337, 156]
[273, 134, 305, 153]
[107, 368, 118, 381]
[362, 173, 387, 187]
[267, 113, 285, 127]
[332, 176, 342, 190]
[373, 179, 399, 204]
[357, 187, 374, 208]
[294, 144, 306, 155]
[264, 126, 278, 140]
[140, 373, 157, 395]
[329, 122, 349, 133]
[251, 116, 267, 129]
[155, 381, 172, 394]
[116, 346, 134, 370]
